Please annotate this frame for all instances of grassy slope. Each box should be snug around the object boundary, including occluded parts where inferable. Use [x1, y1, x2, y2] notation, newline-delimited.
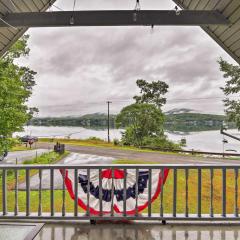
[0, 152, 71, 212]
[10, 144, 37, 152]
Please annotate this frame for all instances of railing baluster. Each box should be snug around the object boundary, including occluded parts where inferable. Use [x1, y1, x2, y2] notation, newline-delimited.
[210, 230, 214, 240]
[135, 168, 139, 216]
[123, 168, 127, 217]
[160, 230, 163, 240]
[198, 168, 201, 217]
[87, 168, 90, 216]
[38, 169, 42, 216]
[111, 167, 114, 217]
[222, 168, 226, 217]
[234, 230, 238, 240]
[99, 168, 103, 216]
[185, 168, 189, 217]
[26, 169, 30, 216]
[50, 169, 54, 216]
[210, 168, 214, 217]
[14, 169, 18, 216]
[148, 168, 152, 217]
[160, 168, 164, 217]
[2, 169, 7, 215]
[173, 168, 177, 217]
[235, 168, 239, 217]
[62, 169, 66, 216]
[74, 168, 78, 217]
[197, 231, 201, 240]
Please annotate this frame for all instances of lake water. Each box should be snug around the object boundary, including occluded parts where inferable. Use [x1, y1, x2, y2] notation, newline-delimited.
[14, 126, 240, 153]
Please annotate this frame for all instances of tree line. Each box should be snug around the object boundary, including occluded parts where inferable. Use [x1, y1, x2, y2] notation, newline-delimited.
[29, 112, 233, 132]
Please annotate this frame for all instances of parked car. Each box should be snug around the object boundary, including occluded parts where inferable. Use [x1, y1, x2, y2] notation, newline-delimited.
[20, 135, 38, 143]
[0, 150, 8, 161]
[0, 135, 8, 161]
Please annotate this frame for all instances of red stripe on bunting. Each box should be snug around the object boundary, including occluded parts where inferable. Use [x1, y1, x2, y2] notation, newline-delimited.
[101, 169, 125, 179]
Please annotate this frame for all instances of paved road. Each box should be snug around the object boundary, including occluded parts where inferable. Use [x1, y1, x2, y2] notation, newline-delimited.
[37, 142, 240, 165]
[18, 152, 114, 190]
[0, 149, 50, 164]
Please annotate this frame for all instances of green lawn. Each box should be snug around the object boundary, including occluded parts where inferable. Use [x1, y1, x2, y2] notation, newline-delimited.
[39, 138, 240, 161]
[0, 151, 71, 212]
[11, 144, 37, 152]
[1, 158, 239, 215]
[114, 159, 240, 215]
[39, 138, 185, 156]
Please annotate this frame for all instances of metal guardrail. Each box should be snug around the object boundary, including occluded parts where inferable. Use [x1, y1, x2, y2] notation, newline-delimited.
[0, 164, 240, 221]
[140, 146, 240, 157]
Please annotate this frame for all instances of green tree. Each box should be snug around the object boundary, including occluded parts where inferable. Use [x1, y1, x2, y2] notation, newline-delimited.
[0, 35, 37, 155]
[219, 58, 240, 129]
[116, 103, 164, 146]
[133, 79, 169, 109]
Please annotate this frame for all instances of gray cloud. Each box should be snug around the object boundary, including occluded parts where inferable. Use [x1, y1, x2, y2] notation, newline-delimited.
[18, 0, 236, 117]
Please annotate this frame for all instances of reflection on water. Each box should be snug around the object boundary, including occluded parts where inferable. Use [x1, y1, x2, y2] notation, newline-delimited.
[35, 223, 240, 240]
[14, 126, 123, 142]
[14, 126, 240, 153]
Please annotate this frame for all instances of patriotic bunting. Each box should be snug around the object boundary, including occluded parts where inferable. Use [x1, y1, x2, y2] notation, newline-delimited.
[60, 168, 169, 215]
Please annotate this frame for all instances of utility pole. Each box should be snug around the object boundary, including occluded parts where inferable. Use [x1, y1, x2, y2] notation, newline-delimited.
[107, 101, 112, 143]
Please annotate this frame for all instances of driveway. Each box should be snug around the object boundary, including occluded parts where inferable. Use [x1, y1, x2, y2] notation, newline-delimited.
[18, 152, 114, 190]
[0, 149, 50, 164]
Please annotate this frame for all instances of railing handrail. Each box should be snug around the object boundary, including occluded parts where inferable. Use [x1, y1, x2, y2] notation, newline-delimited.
[1, 163, 240, 169]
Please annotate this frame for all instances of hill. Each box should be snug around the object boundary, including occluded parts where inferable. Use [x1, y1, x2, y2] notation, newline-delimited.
[165, 108, 196, 115]
[28, 110, 235, 132]
[28, 113, 116, 128]
[165, 112, 231, 132]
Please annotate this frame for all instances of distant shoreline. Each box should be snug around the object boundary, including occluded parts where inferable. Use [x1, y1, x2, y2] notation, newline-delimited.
[23, 124, 236, 133]
[27, 112, 235, 132]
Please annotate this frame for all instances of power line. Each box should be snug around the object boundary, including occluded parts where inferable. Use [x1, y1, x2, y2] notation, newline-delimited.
[105, 96, 240, 103]
[36, 96, 240, 111]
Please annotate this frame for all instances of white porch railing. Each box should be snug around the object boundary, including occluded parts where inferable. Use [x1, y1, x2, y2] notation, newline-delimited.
[0, 164, 239, 221]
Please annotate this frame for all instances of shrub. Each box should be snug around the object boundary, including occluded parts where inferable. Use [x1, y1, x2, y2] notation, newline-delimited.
[113, 138, 120, 146]
[142, 136, 181, 151]
[23, 152, 59, 164]
[86, 137, 104, 142]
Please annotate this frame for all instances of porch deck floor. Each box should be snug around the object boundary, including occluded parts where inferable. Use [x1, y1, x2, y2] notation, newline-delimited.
[34, 222, 240, 240]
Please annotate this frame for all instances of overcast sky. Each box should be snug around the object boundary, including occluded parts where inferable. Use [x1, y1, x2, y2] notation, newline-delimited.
[19, 0, 237, 117]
